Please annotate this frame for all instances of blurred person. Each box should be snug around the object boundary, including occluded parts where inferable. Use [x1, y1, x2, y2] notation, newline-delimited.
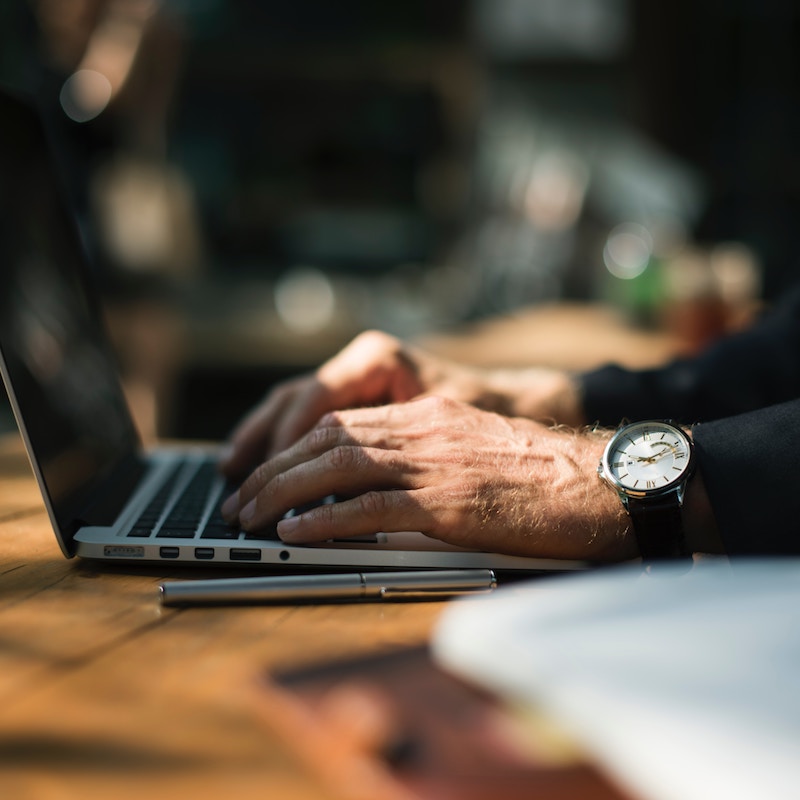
[218, 283, 800, 566]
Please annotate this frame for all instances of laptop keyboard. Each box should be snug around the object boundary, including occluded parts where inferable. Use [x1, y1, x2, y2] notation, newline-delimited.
[126, 459, 277, 541]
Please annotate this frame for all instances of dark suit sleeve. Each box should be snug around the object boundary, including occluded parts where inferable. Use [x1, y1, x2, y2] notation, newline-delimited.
[579, 284, 800, 427]
[578, 285, 800, 555]
[691, 400, 800, 554]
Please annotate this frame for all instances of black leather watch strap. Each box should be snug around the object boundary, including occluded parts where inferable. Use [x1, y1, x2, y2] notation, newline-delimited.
[627, 495, 690, 561]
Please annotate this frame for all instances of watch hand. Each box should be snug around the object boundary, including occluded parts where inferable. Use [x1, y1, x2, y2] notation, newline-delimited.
[650, 444, 676, 461]
[633, 445, 672, 464]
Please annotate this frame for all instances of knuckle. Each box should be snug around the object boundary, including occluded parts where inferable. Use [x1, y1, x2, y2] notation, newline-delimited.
[416, 395, 456, 413]
[354, 329, 403, 360]
[307, 424, 342, 452]
[245, 461, 272, 492]
[317, 411, 343, 429]
[267, 468, 289, 498]
[356, 490, 390, 519]
[326, 444, 360, 472]
[314, 500, 340, 527]
[356, 329, 395, 349]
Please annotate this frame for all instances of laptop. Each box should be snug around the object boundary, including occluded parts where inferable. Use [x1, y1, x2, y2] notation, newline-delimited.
[0, 89, 585, 574]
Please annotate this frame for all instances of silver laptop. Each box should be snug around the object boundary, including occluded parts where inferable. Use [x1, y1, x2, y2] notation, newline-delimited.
[0, 89, 585, 574]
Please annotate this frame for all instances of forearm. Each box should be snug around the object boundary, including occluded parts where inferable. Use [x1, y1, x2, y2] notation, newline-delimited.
[478, 368, 588, 427]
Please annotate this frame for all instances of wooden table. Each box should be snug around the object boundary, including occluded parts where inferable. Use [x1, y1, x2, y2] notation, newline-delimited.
[0, 431, 637, 800]
[0, 300, 687, 799]
[0, 433, 444, 800]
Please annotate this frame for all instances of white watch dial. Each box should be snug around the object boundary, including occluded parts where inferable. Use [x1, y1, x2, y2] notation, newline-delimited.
[603, 422, 692, 493]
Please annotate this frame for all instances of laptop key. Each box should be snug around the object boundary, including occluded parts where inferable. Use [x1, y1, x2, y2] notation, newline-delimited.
[200, 524, 241, 540]
[157, 528, 197, 539]
[243, 526, 281, 541]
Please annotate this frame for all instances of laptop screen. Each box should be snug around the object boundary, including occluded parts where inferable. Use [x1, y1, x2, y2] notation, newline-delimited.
[0, 91, 142, 552]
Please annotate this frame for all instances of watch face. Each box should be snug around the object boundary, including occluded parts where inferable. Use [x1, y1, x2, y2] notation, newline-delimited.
[602, 421, 693, 496]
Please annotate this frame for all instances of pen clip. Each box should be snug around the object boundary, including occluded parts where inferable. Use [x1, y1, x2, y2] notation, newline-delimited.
[380, 584, 495, 600]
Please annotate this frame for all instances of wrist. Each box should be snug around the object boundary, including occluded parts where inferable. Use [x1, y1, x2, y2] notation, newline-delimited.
[545, 429, 637, 562]
[486, 368, 587, 427]
[581, 431, 638, 561]
[598, 420, 700, 564]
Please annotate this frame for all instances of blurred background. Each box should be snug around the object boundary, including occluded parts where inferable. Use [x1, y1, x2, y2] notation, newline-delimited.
[0, 0, 796, 442]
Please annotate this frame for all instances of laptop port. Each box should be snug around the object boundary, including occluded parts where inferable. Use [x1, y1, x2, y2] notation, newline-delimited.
[159, 546, 180, 559]
[104, 545, 145, 558]
[194, 547, 215, 560]
[230, 548, 261, 562]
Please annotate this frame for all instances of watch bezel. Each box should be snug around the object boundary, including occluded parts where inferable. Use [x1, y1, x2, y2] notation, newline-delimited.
[598, 420, 695, 501]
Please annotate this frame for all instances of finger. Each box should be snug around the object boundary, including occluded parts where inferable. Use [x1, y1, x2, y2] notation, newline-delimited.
[222, 422, 412, 521]
[221, 425, 340, 522]
[222, 396, 466, 525]
[219, 380, 302, 477]
[305, 331, 425, 417]
[275, 489, 432, 543]
[237, 445, 416, 532]
[267, 380, 349, 456]
[266, 369, 416, 457]
[225, 374, 360, 470]
[312, 400, 438, 433]
[222, 332, 423, 472]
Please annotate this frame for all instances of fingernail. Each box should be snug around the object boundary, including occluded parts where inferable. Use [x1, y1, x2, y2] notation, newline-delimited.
[277, 514, 300, 539]
[220, 491, 239, 521]
[239, 499, 257, 526]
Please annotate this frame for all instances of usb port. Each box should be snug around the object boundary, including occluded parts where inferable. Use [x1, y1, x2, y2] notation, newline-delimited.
[159, 546, 180, 559]
[194, 547, 215, 560]
[230, 548, 261, 562]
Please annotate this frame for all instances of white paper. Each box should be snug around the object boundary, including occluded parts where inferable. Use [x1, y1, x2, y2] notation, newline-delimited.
[432, 559, 800, 800]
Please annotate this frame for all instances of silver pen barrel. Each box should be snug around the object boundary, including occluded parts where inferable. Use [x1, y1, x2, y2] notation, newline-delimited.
[160, 572, 366, 605]
[160, 569, 497, 606]
[363, 569, 497, 599]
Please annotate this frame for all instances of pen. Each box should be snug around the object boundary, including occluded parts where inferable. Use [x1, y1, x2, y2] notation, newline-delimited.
[159, 568, 497, 606]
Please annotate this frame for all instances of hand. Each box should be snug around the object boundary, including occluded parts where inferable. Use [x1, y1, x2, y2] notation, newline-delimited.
[221, 396, 634, 562]
[219, 330, 584, 478]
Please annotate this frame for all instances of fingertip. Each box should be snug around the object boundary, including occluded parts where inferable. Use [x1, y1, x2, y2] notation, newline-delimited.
[220, 490, 240, 523]
[276, 514, 301, 540]
[217, 441, 260, 481]
[239, 499, 257, 527]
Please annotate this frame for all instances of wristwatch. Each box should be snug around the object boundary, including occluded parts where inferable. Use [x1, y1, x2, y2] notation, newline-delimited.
[598, 420, 695, 563]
